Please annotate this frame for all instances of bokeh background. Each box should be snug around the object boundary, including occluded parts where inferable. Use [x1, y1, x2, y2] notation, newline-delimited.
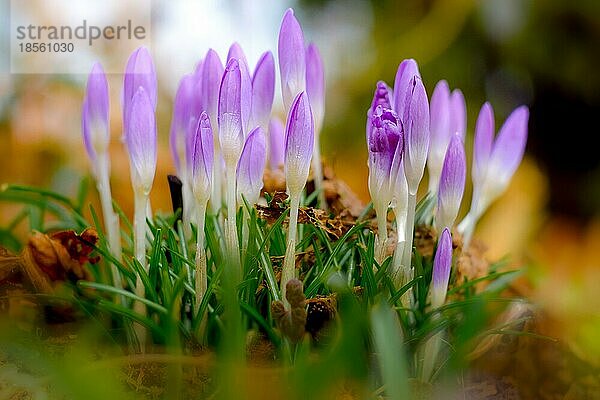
[1, 0, 599, 369]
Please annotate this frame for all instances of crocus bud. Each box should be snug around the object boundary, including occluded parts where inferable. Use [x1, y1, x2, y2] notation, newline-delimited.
[189, 112, 214, 202]
[218, 58, 244, 166]
[449, 89, 466, 139]
[285, 92, 314, 195]
[227, 42, 248, 65]
[431, 227, 452, 309]
[125, 87, 157, 195]
[82, 62, 110, 166]
[393, 59, 420, 118]
[367, 105, 402, 212]
[472, 102, 494, 192]
[402, 76, 430, 195]
[269, 117, 285, 170]
[250, 51, 275, 133]
[306, 43, 325, 133]
[169, 74, 195, 176]
[200, 49, 224, 131]
[227, 43, 252, 133]
[479, 106, 529, 210]
[278, 8, 306, 113]
[435, 134, 466, 232]
[427, 80, 451, 193]
[123, 47, 157, 132]
[237, 127, 267, 206]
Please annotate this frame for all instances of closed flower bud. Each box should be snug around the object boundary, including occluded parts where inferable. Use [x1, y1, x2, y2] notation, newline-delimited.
[435, 134, 466, 232]
[431, 228, 452, 309]
[278, 9, 306, 113]
[306, 43, 325, 134]
[285, 92, 314, 195]
[189, 112, 214, 202]
[237, 127, 267, 206]
[82, 62, 110, 166]
[250, 51, 275, 134]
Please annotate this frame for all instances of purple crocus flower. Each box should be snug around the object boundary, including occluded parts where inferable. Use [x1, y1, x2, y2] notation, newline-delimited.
[123, 47, 157, 133]
[82, 62, 110, 165]
[472, 102, 494, 192]
[427, 80, 450, 193]
[169, 74, 195, 176]
[306, 43, 325, 133]
[237, 127, 267, 206]
[481, 106, 529, 204]
[227, 42, 248, 65]
[278, 8, 306, 113]
[226, 44, 252, 134]
[269, 117, 285, 170]
[368, 105, 402, 212]
[200, 49, 224, 130]
[125, 87, 157, 194]
[285, 92, 314, 194]
[218, 58, 244, 165]
[402, 76, 430, 194]
[393, 59, 420, 118]
[449, 89, 466, 139]
[250, 51, 275, 133]
[431, 227, 452, 308]
[436, 134, 466, 232]
[189, 112, 214, 201]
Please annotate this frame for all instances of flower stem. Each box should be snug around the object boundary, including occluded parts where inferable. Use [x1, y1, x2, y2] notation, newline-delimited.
[194, 202, 208, 315]
[375, 203, 388, 265]
[400, 192, 417, 280]
[225, 161, 240, 269]
[312, 135, 327, 210]
[391, 207, 407, 287]
[133, 189, 149, 350]
[95, 153, 122, 291]
[281, 192, 300, 308]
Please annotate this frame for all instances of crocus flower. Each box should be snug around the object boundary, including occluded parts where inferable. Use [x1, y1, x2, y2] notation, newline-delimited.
[189, 112, 214, 202]
[237, 127, 267, 206]
[479, 105, 529, 209]
[306, 43, 325, 134]
[278, 8, 306, 113]
[200, 49, 224, 131]
[285, 92, 314, 194]
[458, 104, 529, 244]
[392, 59, 420, 118]
[125, 87, 157, 194]
[250, 51, 275, 134]
[227, 43, 252, 133]
[281, 91, 314, 307]
[82, 62, 110, 167]
[218, 58, 244, 166]
[427, 80, 451, 193]
[169, 74, 195, 176]
[123, 47, 157, 133]
[435, 134, 466, 232]
[269, 117, 285, 170]
[431, 227, 452, 309]
[402, 76, 430, 195]
[449, 89, 466, 139]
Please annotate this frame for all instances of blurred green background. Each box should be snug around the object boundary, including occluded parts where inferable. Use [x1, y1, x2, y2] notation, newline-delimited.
[0, 0, 599, 365]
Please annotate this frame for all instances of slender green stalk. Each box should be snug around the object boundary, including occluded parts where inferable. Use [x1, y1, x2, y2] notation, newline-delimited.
[133, 189, 149, 349]
[421, 323, 443, 381]
[374, 203, 388, 265]
[95, 153, 122, 290]
[311, 135, 327, 211]
[211, 148, 223, 213]
[180, 169, 194, 240]
[281, 192, 300, 307]
[225, 161, 240, 268]
[194, 202, 208, 314]
[400, 192, 417, 280]
[391, 207, 407, 287]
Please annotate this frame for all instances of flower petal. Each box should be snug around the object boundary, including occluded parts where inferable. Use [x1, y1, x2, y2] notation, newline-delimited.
[200, 49, 224, 130]
[472, 102, 494, 187]
[236, 127, 267, 205]
[402, 76, 430, 194]
[284, 92, 314, 194]
[250, 51, 275, 133]
[306, 43, 325, 133]
[427, 80, 451, 193]
[123, 47, 157, 132]
[218, 58, 244, 164]
[125, 87, 157, 193]
[449, 89, 466, 139]
[436, 134, 466, 231]
[190, 112, 214, 199]
[268, 117, 285, 170]
[278, 8, 306, 112]
[169, 74, 195, 175]
[431, 227, 452, 308]
[392, 59, 420, 118]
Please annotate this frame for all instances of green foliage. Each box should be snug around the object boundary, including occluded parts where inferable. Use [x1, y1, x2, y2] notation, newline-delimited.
[0, 180, 526, 398]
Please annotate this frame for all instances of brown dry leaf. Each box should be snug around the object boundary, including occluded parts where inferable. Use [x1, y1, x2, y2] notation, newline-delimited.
[0, 228, 98, 295]
[272, 279, 307, 342]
